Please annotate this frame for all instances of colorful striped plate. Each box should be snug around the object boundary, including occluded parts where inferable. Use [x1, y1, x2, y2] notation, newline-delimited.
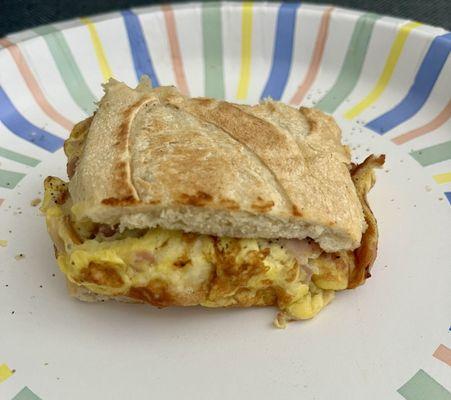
[1, 3, 450, 399]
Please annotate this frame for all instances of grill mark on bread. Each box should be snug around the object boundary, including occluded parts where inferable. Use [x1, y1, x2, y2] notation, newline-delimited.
[109, 97, 155, 205]
[177, 191, 213, 206]
[198, 101, 294, 196]
[292, 205, 303, 217]
[171, 99, 296, 214]
[251, 196, 274, 213]
[101, 196, 138, 206]
[219, 197, 240, 210]
[112, 160, 134, 199]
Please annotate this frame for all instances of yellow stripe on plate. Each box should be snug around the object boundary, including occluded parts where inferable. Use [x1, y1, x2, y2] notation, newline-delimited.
[433, 172, 451, 184]
[0, 364, 13, 383]
[81, 17, 113, 81]
[344, 21, 422, 119]
[236, 2, 253, 99]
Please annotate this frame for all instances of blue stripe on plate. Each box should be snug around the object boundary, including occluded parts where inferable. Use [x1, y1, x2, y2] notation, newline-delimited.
[260, 2, 300, 100]
[445, 192, 451, 204]
[0, 87, 64, 152]
[366, 32, 451, 134]
[121, 10, 160, 86]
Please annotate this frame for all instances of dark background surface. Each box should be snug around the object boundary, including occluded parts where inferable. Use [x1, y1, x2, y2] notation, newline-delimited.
[0, 0, 450, 36]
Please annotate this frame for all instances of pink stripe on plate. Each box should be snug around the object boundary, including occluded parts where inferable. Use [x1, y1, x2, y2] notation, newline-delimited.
[433, 344, 451, 367]
[0, 38, 74, 131]
[392, 100, 451, 145]
[289, 7, 333, 106]
[162, 5, 190, 96]
[0, 199, 4, 207]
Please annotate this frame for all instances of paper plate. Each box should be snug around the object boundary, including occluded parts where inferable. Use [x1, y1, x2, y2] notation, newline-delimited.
[1, 3, 450, 399]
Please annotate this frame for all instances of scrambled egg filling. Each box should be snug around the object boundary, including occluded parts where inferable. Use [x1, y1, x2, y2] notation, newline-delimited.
[42, 177, 350, 325]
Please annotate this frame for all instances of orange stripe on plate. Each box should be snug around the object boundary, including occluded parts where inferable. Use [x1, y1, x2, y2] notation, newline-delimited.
[433, 344, 451, 366]
[392, 100, 451, 145]
[0, 38, 74, 131]
[162, 5, 189, 95]
[289, 7, 333, 105]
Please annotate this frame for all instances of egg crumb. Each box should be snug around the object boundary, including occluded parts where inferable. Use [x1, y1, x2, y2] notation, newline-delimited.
[0, 240, 7, 247]
[30, 198, 42, 207]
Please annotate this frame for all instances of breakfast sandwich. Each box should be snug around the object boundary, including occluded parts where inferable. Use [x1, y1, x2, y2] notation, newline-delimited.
[41, 77, 384, 327]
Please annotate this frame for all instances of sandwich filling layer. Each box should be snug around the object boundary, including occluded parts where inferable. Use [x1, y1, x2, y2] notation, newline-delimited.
[42, 152, 383, 326]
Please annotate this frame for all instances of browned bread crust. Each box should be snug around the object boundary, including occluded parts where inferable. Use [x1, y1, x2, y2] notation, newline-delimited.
[68, 78, 366, 252]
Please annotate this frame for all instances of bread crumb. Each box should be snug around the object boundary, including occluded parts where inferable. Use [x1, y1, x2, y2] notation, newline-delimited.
[0, 240, 8, 247]
[30, 198, 41, 207]
[15, 253, 25, 261]
[425, 185, 432, 192]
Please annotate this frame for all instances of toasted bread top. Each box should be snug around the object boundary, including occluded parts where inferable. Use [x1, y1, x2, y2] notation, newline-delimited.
[68, 77, 366, 252]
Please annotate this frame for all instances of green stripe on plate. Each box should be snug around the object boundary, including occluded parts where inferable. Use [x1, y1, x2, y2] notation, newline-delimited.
[410, 139, 451, 166]
[0, 169, 25, 189]
[398, 369, 451, 400]
[202, 3, 225, 99]
[0, 146, 40, 166]
[34, 25, 97, 114]
[316, 13, 380, 113]
[12, 386, 42, 400]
